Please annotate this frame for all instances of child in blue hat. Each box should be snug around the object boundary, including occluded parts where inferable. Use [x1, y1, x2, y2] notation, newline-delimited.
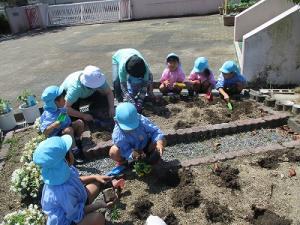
[187, 57, 216, 99]
[159, 53, 186, 95]
[40, 85, 84, 161]
[216, 61, 246, 101]
[110, 102, 166, 165]
[33, 135, 116, 225]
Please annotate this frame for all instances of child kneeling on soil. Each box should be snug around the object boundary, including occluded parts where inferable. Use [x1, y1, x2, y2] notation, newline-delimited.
[40, 86, 84, 161]
[33, 135, 116, 225]
[159, 53, 186, 95]
[187, 57, 216, 100]
[110, 102, 166, 165]
[216, 61, 246, 102]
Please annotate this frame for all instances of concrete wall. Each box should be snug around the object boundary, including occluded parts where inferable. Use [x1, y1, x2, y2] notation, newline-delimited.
[242, 5, 300, 86]
[234, 0, 294, 42]
[130, 0, 222, 19]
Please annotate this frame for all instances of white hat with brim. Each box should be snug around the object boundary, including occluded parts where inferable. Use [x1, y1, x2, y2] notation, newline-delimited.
[80, 65, 106, 89]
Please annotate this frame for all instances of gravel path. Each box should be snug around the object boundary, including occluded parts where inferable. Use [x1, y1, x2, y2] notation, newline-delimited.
[78, 128, 292, 176]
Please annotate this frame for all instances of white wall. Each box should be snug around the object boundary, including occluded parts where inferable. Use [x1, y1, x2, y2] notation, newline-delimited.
[234, 0, 294, 42]
[130, 0, 222, 19]
[242, 5, 300, 85]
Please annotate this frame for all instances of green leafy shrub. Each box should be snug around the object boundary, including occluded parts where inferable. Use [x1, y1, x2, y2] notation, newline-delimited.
[0, 14, 10, 34]
[0, 98, 11, 114]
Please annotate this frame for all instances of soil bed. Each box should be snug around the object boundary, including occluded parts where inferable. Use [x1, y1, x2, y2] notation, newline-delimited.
[106, 147, 300, 225]
[0, 129, 39, 221]
[143, 98, 265, 132]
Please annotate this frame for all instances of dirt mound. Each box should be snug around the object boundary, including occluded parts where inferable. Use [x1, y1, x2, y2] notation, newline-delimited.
[131, 199, 153, 220]
[205, 201, 233, 223]
[249, 205, 292, 225]
[164, 212, 179, 225]
[257, 155, 279, 169]
[158, 167, 181, 187]
[286, 152, 300, 162]
[178, 168, 194, 186]
[174, 120, 193, 130]
[213, 164, 240, 190]
[172, 186, 202, 212]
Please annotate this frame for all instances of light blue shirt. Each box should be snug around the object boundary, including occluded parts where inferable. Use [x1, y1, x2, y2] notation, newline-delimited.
[215, 72, 246, 90]
[112, 48, 150, 83]
[41, 166, 87, 225]
[60, 71, 109, 105]
[40, 107, 71, 137]
[112, 115, 164, 160]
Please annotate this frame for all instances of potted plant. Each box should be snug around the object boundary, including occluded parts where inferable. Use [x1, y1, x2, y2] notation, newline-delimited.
[223, 0, 257, 26]
[17, 90, 40, 124]
[0, 98, 17, 131]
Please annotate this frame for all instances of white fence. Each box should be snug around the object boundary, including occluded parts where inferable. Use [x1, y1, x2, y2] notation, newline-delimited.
[48, 0, 131, 26]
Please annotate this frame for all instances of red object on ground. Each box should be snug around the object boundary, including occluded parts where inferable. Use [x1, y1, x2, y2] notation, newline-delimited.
[112, 178, 126, 189]
[206, 92, 213, 102]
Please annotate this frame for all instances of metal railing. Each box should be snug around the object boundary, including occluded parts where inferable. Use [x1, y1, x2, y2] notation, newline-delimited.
[48, 0, 131, 26]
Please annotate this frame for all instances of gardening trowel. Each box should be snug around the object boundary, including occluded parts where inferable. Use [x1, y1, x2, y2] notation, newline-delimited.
[227, 102, 233, 111]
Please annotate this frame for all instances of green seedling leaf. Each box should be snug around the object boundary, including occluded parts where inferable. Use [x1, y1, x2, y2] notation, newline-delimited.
[227, 102, 233, 111]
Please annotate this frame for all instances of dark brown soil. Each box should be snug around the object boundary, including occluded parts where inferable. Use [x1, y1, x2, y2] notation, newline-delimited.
[143, 98, 265, 132]
[205, 201, 233, 223]
[213, 164, 240, 190]
[91, 130, 112, 142]
[131, 199, 153, 220]
[164, 212, 179, 225]
[249, 205, 292, 225]
[157, 167, 181, 187]
[172, 186, 202, 212]
[257, 155, 280, 169]
[286, 152, 300, 162]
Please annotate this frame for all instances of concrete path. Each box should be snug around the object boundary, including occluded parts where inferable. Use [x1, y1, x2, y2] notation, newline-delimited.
[0, 15, 235, 107]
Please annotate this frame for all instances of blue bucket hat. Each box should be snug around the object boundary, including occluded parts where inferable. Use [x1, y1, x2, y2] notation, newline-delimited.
[193, 57, 209, 73]
[41, 86, 64, 111]
[166, 53, 179, 63]
[219, 61, 240, 74]
[33, 135, 73, 186]
[115, 102, 139, 131]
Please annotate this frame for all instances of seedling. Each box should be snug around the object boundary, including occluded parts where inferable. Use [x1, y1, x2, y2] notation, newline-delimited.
[133, 161, 152, 177]
[17, 90, 37, 107]
[110, 205, 121, 222]
[0, 98, 11, 114]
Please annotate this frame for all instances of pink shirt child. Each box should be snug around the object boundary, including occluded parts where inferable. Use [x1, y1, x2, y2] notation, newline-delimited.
[160, 67, 185, 87]
[189, 70, 216, 87]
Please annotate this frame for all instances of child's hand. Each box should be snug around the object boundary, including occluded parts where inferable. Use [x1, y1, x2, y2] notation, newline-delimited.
[53, 121, 61, 129]
[95, 175, 112, 184]
[163, 80, 170, 88]
[156, 140, 164, 156]
[223, 93, 230, 102]
[132, 150, 146, 160]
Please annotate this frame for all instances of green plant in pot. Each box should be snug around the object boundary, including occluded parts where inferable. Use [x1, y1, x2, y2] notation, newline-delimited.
[17, 90, 40, 124]
[0, 98, 17, 131]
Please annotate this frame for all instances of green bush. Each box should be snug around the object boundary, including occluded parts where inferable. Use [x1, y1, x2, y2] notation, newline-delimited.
[0, 14, 10, 34]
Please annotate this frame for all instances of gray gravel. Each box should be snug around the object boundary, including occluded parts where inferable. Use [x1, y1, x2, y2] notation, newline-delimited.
[78, 128, 292, 176]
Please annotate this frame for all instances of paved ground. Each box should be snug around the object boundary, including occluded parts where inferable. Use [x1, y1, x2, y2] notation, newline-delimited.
[0, 15, 235, 107]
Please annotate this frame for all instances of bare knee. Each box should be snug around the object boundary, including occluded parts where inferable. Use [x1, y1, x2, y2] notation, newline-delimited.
[109, 145, 123, 162]
[78, 212, 105, 225]
[63, 127, 74, 135]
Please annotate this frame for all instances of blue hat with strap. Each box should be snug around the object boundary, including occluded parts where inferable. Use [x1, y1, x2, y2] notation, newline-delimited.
[41, 86, 64, 112]
[192, 57, 209, 73]
[114, 102, 139, 131]
[33, 135, 73, 185]
[219, 61, 240, 74]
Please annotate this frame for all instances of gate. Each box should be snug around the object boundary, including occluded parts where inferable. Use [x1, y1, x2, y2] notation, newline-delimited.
[48, 0, 131, 26]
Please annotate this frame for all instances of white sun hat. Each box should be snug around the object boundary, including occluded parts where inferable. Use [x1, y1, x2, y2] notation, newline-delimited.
[80, 65, 106, 89]
[146, 215, 167, 225]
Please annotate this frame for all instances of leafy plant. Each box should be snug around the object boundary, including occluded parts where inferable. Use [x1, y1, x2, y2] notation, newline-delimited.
[1, 204, 45, 225]
[10, 162, 43, 199]
[20, 134, 45, 163]
[0, 98, 11, 115]
[17, 90, 37, 108]
[133, 161, 152, 177]
[110, 205, 121, 222]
